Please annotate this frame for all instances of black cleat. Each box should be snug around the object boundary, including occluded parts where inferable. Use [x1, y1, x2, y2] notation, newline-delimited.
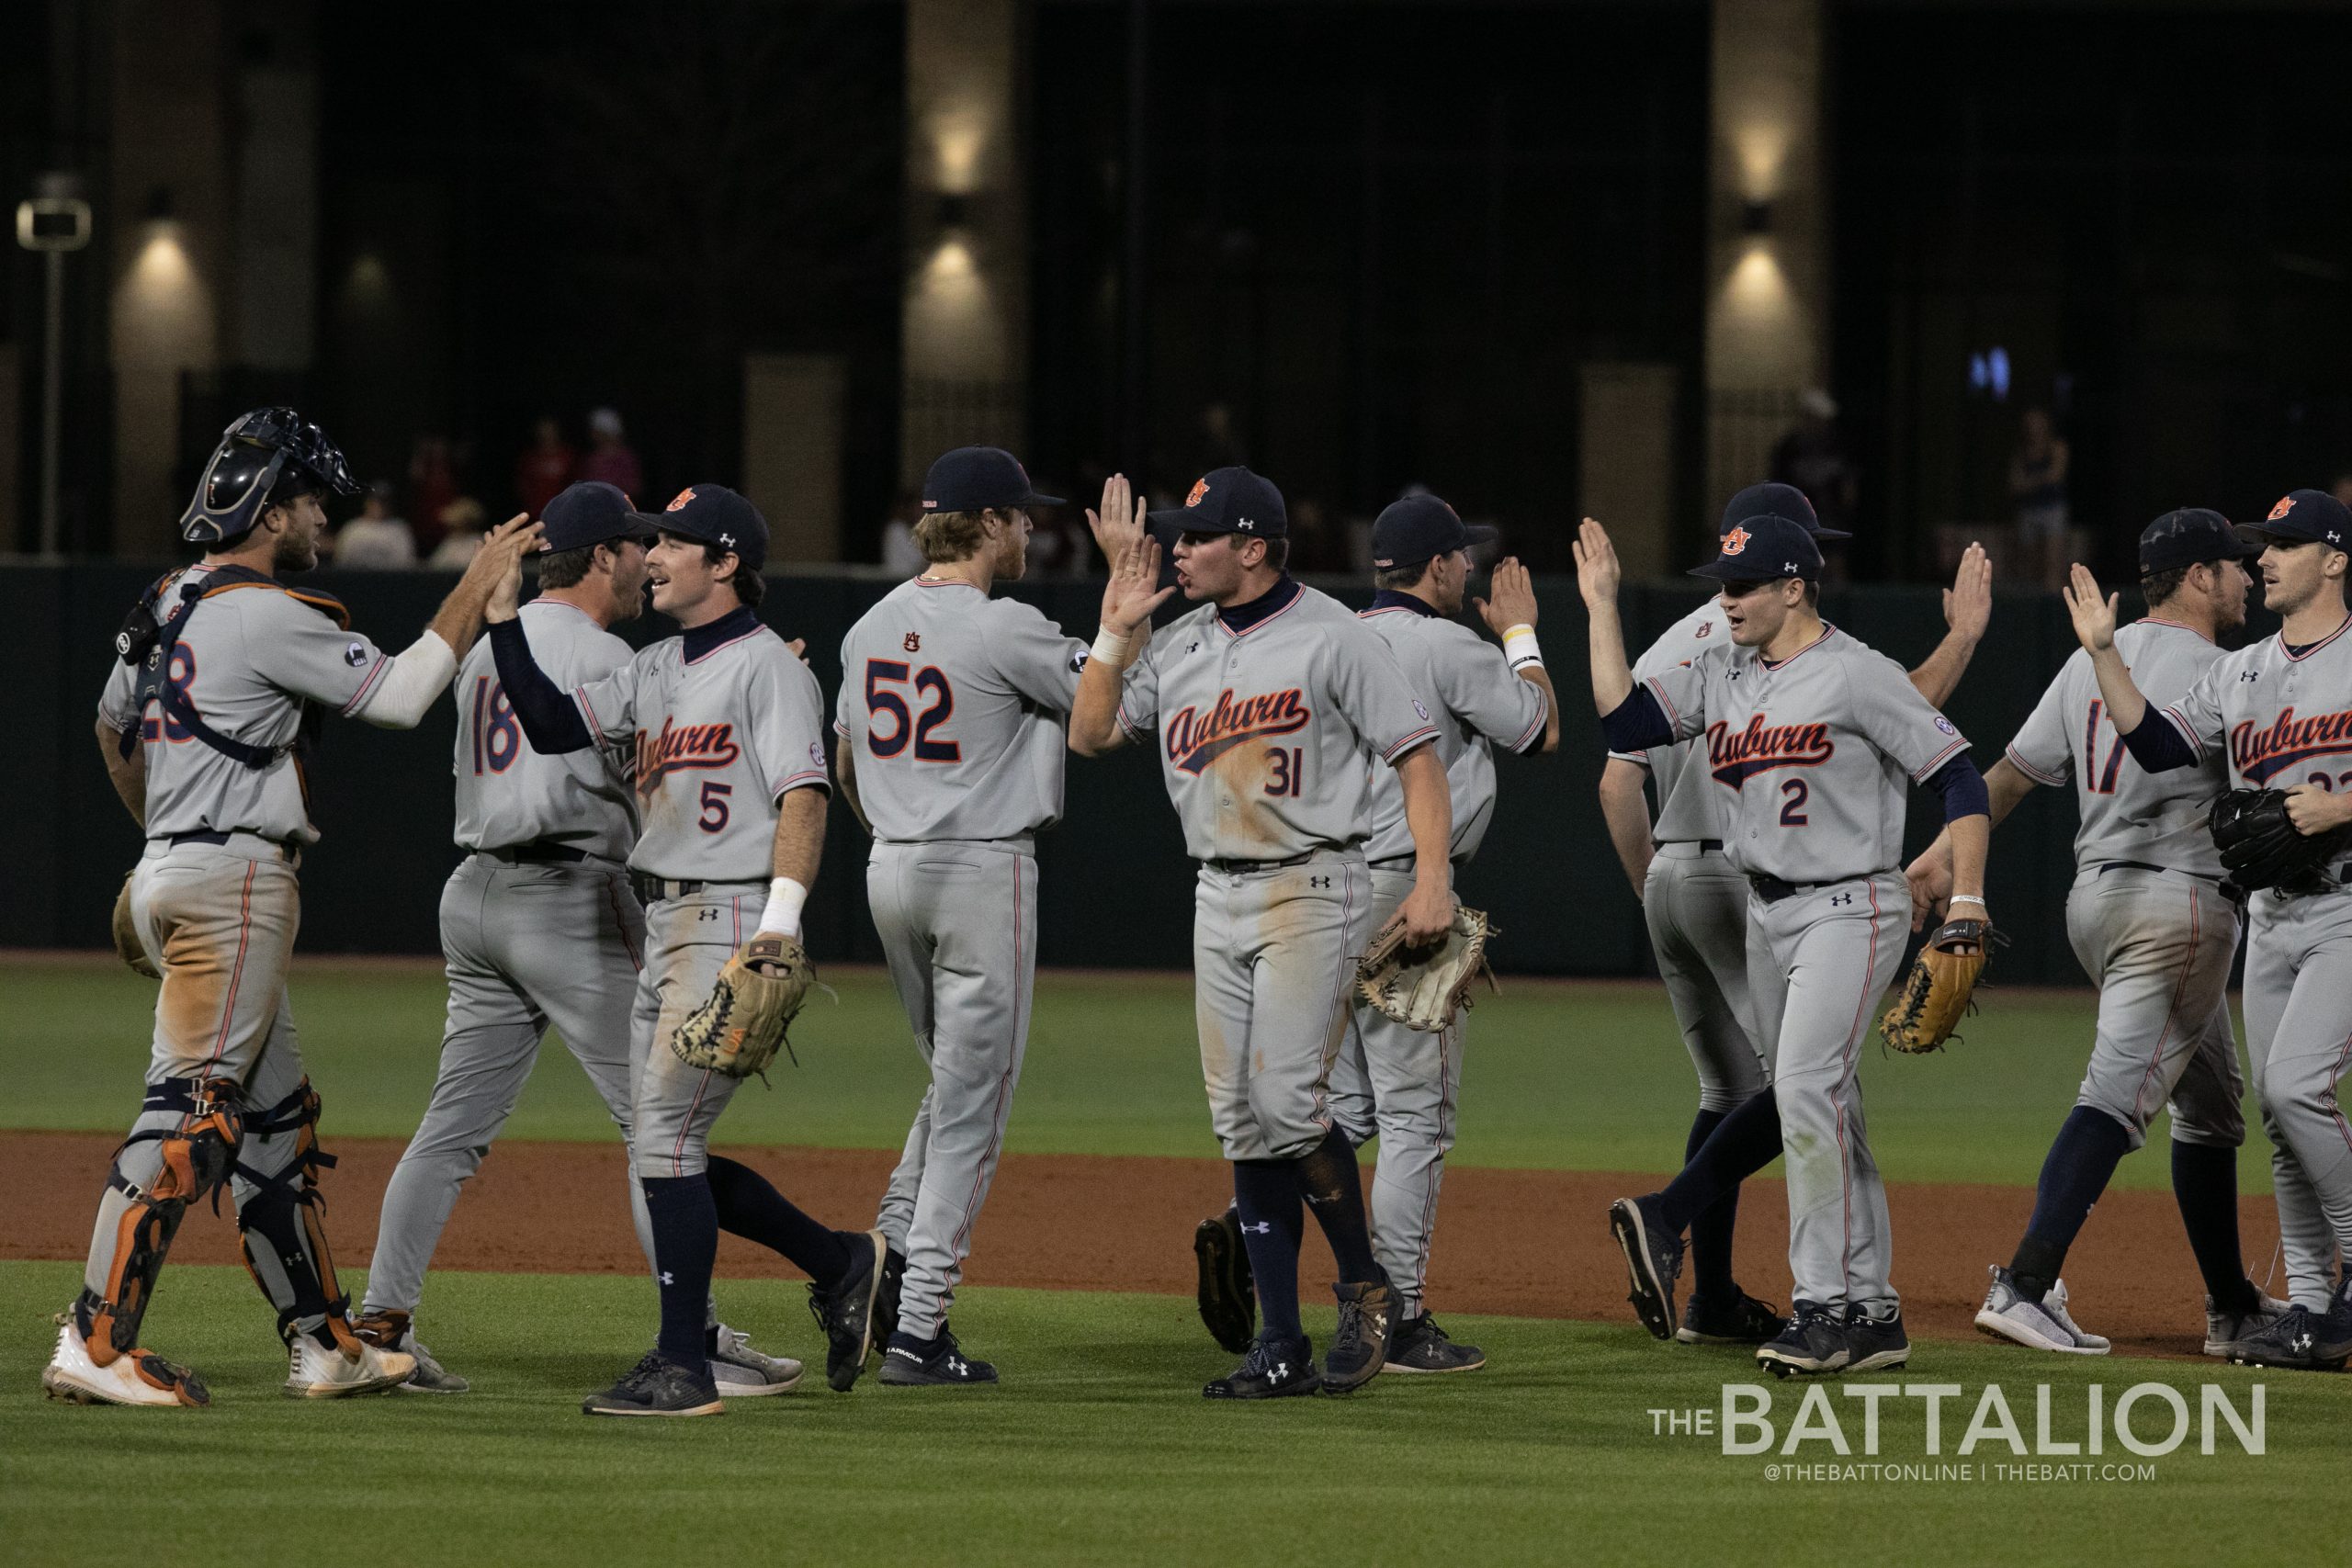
[1608, 1195, 1683, 1341]
[2227, 1303, 2349, 1372]
[1193, 1207, 1257, 1355]
[1756, 1302, 1850, 1378]
[1677, 1289, 1788, 1346]
[582, 1351, 723, 1417]
[1844, 1302, 1910, 1372]
[1385, 1314, 1486, 1373]
[1322, 1280, 1398, 1394]
[876, 1326, 997, 1386]
[871, 1245, 908, 1350]
[1204, 1334, 1321, 1400]
[806, 1228, 888, 1392]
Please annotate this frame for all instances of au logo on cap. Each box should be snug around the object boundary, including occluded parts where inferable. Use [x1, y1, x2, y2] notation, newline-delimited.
[1186, 477, 1210, 506]
[666, 488, 697, 512]
[1720, 525, 1751, 557]
[2270, 496, 2295, 522]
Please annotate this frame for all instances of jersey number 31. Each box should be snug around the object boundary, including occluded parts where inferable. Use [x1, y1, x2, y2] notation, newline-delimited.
[865, 660, 960, 762]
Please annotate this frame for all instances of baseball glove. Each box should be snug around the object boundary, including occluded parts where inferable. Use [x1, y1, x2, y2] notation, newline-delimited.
[670, 931, 814, 1079]
[1878, 916, 1994, 1055]
[2210, 787, 2352, 897]
[1356, 906, 1499, 1033]
[111, 873, 158, 980]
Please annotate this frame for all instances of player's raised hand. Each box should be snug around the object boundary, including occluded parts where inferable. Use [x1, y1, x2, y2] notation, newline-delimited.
[1572, 519, 1621, 612]
[477, 515, 544, 623]
[1101, 530, 1174, 637]
[1942, 541, 1992, 643]
[2061, 563, 2119, 653]
[1475, 557, 1538, 637]
[1085, 473, 1148, 571]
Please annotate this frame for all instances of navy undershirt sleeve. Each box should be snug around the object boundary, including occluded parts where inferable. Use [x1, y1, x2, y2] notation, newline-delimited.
[1599, 686, 1673, 752]
[1923, 753, 1990, 822]
[488, 617, 593, 753]
[2115, 709, 2197, 773]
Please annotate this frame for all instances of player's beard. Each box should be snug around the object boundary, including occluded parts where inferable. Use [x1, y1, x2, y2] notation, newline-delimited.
[273, 520, 320, 573]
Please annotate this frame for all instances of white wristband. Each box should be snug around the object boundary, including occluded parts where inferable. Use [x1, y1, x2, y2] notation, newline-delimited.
[1948, 895, 1987, 908]
[1502, 624, 1543, 671]
[1090, 626, 1131, 668]
[759, 876, 809, 938]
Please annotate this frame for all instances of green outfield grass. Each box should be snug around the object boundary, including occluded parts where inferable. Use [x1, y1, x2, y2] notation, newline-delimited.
[1, 957, 2267, 1191]
[0, 1262, 2336, 1568]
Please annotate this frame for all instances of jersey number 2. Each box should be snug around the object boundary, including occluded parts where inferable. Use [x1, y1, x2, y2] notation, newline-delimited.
[865, 660, 960, 762]
[1778, 778, 1809, 826]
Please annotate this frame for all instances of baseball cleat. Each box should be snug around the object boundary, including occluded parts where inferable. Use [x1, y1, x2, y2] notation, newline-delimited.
[40, 1322, 208, 1408]
[284, 1334, 416, 1399]
[806, 1228, 888, 1392]
[1193, 1206, 1257, 1356]
[2225, 1303, 2348, 1373]
[1843, 1302, 1910, 1373]
[1756, 1302, 1850, 1378]
[708, 1323, 804, 1396]
[2203, 1288, 2292, 1359]
[582, 1351, 725, 1417]
[1322, 1280, 1398, 1394]
[353, 1308, 470, 1393]
[870, 1245, 907, 1354]
[877, 1326, 998, 1386]
[1385, 1314, 1486, 1373]
[1204, 1333, 1321, 1400]
[1676, 1289, 1788, 1346]
[1974, 1266, 2108, 1356]
[1608, 1195, 1683, 1341]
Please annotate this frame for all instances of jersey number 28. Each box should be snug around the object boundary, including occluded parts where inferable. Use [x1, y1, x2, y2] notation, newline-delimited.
[865, 660, 960, 762]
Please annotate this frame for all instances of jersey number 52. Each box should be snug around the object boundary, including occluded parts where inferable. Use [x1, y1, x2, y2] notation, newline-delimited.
[865, 660, 960, 762]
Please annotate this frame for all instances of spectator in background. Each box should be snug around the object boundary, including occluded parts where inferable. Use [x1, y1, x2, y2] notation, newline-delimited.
[2009, 405, 2071, 590]
[2330, 472, 2352, 511]
[514, 416, 575, 517]
[879, 488, 926, 576]
[425, 497, 488, 570]
[580, 407, 643, 498]
[332, 482, 417, 570]
[1770, 389, 1859, 538]
[408, 434, 459, 555]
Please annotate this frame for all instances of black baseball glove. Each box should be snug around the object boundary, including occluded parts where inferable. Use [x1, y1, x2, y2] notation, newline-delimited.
[2210, 788, 2352, 897]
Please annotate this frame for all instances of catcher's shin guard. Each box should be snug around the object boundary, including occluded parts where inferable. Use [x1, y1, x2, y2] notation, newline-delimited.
[232, 1077, 362, 1353]
[74, 1077, 244, 1366]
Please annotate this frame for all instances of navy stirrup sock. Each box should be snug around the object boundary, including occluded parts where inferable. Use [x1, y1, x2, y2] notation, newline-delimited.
[2171, 1140, 2256, 1314]
[1682, 1107, 1742, 1303]
[1657, 1089, 1780, 1235]
[2007, 1107, 2132, 1301]
[707, 1154, 853, 1287]
[1232, 1159, 1306, 1341]
[639, 1174, 718, 1367]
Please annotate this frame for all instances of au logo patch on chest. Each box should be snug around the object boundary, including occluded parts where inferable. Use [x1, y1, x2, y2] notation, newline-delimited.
[903, 632, 921, 653]
[1165, 688, 1312, 774]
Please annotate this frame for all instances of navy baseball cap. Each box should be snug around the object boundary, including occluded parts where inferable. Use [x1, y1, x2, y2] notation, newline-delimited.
[652, 484, 769, 571]
[2242, 489, 2352, 550]
[1148, 466, 1287, 539]
[1690, 513, 1824, 582]
[1721, 480, 1848, 540]
[2140, 508, 2258, 575]
[539, 481, 656, 553]
[922, 446, 1063, 513]
[1370, 493, 1497, 570]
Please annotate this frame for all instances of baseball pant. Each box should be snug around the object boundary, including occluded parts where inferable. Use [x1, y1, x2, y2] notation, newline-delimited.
[2064, 867, 2245, 1150]
[867, 839, 1036, 1342]
[1329, 863, 1460, 1319]
[363, 853, 654, 1318]
[1193, 850, 1374, 1162]
[1645, 844, 1769, 1111]
[631, 882, 771, 1179]
[85, 834, 338, 1337]
[2242, 887, 2352, 1309]
[1747, 872, 1909, 1312]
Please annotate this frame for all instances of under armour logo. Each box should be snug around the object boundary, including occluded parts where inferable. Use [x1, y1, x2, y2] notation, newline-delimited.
[1187, 643, 1200, 655]
[2240, 671, 2261, 682]
[660, 1271, 674, 1285]
[719, 533, 736, 548]
[1238, 1220, 1272, 1235]
[1828, 892, 1854, 907]
[1236, 517, 1257, 531]
[1309, 875, 1332, 889]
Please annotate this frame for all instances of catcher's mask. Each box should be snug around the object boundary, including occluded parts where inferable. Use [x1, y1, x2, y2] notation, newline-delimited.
[177, 407, 360, 547]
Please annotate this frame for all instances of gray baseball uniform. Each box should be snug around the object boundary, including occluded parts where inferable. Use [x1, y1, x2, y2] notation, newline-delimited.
[558, 609, 831, 1179]
[837, 577, 1085, 1341]
[1118, 581, 1439, 1162]
[1643, 624, 1973, 1310]
[363, 599, 658, 1322]
[2003, 618, 2244, 1154]
[2154, 615, 2352, 1308]
[90, 567, 400, 1348]
[1612, 600, 1766, 1111]
[1326, 595, 1545, 1314]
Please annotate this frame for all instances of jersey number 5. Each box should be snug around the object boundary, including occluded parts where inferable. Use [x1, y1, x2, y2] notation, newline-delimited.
[865, 660, 960, 762]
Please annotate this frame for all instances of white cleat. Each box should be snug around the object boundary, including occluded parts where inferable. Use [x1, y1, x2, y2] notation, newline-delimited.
[284, 1335, 416, 1399]
[40, 1321, 209, 1407]
[1974, 1265, 2109, 1356]
[707, 1322, 804, 1397]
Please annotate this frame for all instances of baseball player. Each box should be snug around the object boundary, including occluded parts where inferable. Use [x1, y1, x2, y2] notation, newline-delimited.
[353, 481, 802, 1398]
[1906, 508, 2288, 1359]
[1593, 483, 1991, 1347]
[2062, 487, 2352, 1371]
[1321, 494, 1556, 1373]
[1583, 512, 1993, 1376]
[485, 483, 886, 1416]
[1070, 467, 1457, 1400]
[45, 407, 536, 1406]
[834, 446, 1083, 1386]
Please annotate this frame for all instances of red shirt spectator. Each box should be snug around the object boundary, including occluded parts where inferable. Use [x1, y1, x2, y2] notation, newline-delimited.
[580, 407, 643, 500]
[514, 416, 576, 518]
